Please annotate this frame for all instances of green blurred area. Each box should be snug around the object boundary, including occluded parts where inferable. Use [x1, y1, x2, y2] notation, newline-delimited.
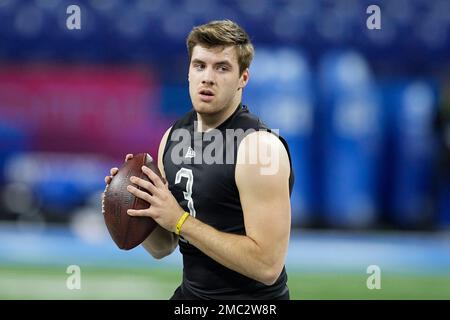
[1, 265, 450, 300]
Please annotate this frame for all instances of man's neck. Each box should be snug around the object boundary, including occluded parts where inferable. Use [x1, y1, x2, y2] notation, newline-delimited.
[196, 100, 241, 132]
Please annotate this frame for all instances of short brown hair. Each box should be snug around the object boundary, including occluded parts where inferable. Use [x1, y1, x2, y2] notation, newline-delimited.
[186, 20, 254, 75]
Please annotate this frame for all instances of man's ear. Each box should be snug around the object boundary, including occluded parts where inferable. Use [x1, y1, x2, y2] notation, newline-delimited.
[239, 68, 249, 90]
[188, 63, 191, 82]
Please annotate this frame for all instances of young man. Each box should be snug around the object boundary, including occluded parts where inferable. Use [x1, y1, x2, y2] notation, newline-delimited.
[104, 20, 294, 299]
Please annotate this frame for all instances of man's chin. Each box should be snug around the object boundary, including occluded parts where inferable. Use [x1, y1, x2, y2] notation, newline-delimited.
[193, 102, 218, 115]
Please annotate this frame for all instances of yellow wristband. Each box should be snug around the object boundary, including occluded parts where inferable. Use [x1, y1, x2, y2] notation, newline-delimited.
[175, 212, 190, 235]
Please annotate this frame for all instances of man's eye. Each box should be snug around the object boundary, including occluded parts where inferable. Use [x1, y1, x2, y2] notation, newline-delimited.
[193, 64, 204, 70]
[217, 66, 228, 71]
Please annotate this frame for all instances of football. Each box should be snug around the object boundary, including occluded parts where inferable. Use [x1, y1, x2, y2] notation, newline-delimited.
[102, 153, 159, 250]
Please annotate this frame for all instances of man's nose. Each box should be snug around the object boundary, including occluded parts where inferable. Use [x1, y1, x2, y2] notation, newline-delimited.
[202, 79, 215, 85]
[202, 68, 215, 86]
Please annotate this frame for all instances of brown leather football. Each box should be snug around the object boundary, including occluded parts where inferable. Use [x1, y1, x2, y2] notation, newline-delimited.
[102, 153, 159, 250]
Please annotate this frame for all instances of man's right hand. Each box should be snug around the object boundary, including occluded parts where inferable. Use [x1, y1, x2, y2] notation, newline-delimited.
[104, 153, 134, 184]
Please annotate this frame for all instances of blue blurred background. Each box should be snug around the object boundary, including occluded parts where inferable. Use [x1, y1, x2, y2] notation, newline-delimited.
[1, 0, 450, 299]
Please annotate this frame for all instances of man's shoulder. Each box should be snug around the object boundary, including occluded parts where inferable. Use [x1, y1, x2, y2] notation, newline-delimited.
[161, 109, 195, 156]
[171, 108, 196, 131]
[231, 105, 268, 131]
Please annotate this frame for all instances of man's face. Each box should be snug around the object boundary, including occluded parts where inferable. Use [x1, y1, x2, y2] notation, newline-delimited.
[188, 45, 248, 115]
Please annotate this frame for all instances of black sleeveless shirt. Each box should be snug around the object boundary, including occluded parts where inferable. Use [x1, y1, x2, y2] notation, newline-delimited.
[163, 104, 294, 299]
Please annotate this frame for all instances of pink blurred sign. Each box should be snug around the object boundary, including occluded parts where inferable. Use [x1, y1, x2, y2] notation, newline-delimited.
[0, 65, 170, 158]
